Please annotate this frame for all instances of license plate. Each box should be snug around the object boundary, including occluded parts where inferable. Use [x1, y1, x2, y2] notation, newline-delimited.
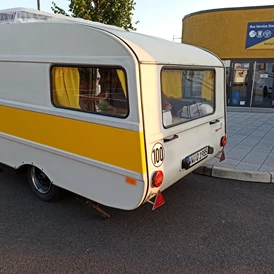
[188, 146, 209, 167]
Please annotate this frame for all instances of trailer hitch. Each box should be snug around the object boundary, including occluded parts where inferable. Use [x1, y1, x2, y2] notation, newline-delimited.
[76, 196, 110, 220]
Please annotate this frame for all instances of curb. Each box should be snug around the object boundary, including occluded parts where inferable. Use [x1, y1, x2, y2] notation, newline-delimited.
[194, 165, 274, 183]
[227, 106, 274, 113]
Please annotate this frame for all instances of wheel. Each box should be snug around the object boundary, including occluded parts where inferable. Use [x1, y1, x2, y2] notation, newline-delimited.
[28, 166, 62, 201]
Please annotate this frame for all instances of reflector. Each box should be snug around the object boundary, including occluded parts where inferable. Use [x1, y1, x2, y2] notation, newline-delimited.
[220, 150, 225, 162]
[152, 191, 165, 210]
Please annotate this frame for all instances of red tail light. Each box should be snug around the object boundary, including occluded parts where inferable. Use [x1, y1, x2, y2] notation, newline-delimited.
[221, 136, 227, 147]
[152, 171, 164, 187]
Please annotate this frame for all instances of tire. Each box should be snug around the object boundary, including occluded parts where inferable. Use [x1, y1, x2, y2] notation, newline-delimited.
[28, 166, 62, 201]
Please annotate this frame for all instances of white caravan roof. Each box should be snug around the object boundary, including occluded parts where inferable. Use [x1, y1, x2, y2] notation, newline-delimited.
[0, 7, 124, 30]
[0, 7, 223, 67]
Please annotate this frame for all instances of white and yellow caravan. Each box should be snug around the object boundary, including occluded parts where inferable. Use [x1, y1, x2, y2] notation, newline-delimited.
[0, 8, 227, 213]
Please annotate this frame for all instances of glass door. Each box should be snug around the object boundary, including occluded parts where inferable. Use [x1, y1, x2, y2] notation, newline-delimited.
[251, 62, 274, 108]
[228, 62, 252, 107]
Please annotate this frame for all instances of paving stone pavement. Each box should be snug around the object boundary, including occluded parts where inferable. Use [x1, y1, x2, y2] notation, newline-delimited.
[205, 111, 274, 172]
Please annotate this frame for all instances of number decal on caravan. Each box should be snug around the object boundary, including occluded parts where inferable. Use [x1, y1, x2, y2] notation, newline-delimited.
[151, 143, 164, 167]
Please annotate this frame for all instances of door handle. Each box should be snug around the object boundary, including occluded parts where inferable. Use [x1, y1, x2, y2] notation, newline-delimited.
[164, 134, 179, 143]
[209, 119, 220, 125]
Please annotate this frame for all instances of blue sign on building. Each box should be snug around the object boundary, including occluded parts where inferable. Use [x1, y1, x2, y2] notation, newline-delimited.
[246, 21, 274, 49]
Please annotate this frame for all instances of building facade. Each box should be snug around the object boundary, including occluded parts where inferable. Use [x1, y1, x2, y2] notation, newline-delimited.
[182, 5, 274, 108]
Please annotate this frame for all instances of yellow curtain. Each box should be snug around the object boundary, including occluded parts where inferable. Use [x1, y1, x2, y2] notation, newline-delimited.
[117, 69, 127, 97]
[52, 67, 81, 109]
[202, 71, 214, 101]
[161, 70, 182, 98]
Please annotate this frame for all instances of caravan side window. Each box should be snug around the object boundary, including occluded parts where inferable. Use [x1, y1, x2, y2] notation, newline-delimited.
[51, 66, 128, 118]
[161, 68, 215, 127]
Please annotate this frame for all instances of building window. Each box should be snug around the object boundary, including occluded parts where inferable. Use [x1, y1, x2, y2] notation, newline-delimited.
[161, 68, 215, 127]
[51, 66, 128, 118]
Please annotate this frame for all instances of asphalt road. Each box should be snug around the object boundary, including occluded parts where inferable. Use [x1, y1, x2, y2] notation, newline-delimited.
[1, 165, 274, 274]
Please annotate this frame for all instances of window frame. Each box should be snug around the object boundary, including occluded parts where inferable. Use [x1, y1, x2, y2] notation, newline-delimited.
[49, 64, 130, 119]
[160, 66, 216, 129]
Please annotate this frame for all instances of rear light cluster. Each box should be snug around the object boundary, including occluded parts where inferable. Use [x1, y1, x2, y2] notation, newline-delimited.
[221, 136, 227, 147]
[152, 171, 164, 187]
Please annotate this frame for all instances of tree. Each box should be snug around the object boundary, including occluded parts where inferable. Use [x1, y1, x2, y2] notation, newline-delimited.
[51, 0, 139, 31]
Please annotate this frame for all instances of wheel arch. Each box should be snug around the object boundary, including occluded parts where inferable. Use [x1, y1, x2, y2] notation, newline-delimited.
[15, 163, 53, 183]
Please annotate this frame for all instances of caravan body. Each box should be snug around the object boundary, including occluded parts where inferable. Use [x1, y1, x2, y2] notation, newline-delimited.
[0, 8, 226, 210]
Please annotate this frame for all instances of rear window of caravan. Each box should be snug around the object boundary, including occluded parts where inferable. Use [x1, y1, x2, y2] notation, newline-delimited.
[161, 68, 215, 128]
[50, 66, 129, 118]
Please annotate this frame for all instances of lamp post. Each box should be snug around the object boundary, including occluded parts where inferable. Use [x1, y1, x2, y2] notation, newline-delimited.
[37, 0, 40, 10]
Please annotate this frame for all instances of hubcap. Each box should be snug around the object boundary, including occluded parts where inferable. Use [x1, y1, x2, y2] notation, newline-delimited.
[31, 167, 51, 194]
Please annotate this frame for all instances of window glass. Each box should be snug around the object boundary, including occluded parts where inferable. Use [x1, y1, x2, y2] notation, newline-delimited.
[51, 66, 128, 117]
[252, 62, 274, 107]
[161, 68, 215, 127]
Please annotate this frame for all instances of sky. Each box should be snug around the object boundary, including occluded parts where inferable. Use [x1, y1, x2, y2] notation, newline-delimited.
[1, 0, 274, 41]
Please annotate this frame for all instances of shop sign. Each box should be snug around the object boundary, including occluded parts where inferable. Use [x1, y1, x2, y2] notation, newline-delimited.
[246, 21, 274, 49]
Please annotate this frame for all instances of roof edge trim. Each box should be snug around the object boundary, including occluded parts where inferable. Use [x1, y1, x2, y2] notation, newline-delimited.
[182, 5, 274, 20]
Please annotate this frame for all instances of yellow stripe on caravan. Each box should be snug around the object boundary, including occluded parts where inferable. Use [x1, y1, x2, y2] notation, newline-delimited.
[0, 106, 147, 174]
